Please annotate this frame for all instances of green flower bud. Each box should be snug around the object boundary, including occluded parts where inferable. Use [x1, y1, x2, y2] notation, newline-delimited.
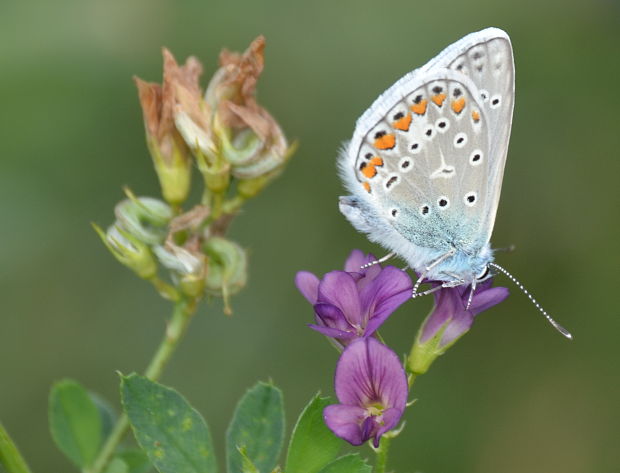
[203, 237, 247, 314]
[174, 110, 218, 161]
[93, 223, 157, 279]
[195, 148, 231, 194]
[114, 195, 173, 245]
[153, 244, 206, 299]
[135, 49, 204, 205]
[146, 134, 193, 205]
[215, 119, 263, 167]
[408, 323, 449, 376]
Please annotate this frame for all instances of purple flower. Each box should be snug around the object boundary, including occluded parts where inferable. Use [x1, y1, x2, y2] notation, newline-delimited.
[324, 338, 408, 447]
[295, 250, 412, 348]
[409, 279, 509, 374]
[421, 279, 509, 346]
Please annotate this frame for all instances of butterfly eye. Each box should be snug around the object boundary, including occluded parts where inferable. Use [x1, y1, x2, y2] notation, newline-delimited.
[476, 266, 490, 281]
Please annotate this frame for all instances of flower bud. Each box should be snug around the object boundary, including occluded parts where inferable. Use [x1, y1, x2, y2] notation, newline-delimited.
[203, 237, 247, 314]
[408, 281, 509, 375]
[153, 244, 206, 299]
[115, 195, 173, 245]
[195, 150, 231, 194]
[205, 36, 293, 183]
[93, 223, 157, 279]
[135, 49, 203, 205]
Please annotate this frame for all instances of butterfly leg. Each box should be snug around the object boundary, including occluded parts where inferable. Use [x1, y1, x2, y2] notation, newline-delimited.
[412, 249, 456, 298]
[412, 279, 464, 298]
[360, 252, 395, 269]
[465, 279, 477, 310]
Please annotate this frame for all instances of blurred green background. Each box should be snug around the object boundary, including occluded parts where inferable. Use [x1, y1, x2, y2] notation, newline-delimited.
[1, 0, 619, 471]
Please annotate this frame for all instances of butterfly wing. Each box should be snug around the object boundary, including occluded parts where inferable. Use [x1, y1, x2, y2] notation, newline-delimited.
[423, 27, 515, 241]
[339, 28, 514, 276]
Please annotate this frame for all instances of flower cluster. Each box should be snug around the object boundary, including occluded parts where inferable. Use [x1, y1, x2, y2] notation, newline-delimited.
[295, 249, 411, 348]
[296, 250, 508, 447]
[96, 38, 292, 313]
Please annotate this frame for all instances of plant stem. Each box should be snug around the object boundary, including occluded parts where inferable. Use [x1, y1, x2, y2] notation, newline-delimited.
[374, 436, 391, 473]
[88, 299, 195, 473]
[0, 422, 33, 473]
[408, 373, 417, 389]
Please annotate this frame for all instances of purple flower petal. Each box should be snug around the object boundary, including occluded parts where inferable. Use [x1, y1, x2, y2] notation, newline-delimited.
[298, 250, 414, 344]
[440, 311, 474, 346]
[344, 249, 371, 273]
[308, 324, 356, 340]
[470, 286, 510, 315]
[325, 339, 407, 446]
[295, 271, 319, 304]
[360, 266, 412, 332]
[373, 407, 403, 447]
[419, 287, 462, 343]
[314, 303, 353, 333]
[323, 405, 367, 446]
[334, 338, 407, 410]
[317, 271, 363, 326]
[344, 249, 382, 283]
[419, 278, 509, 347]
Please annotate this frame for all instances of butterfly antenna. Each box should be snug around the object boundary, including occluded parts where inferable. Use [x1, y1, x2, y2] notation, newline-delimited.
[489, 263, 573, 340]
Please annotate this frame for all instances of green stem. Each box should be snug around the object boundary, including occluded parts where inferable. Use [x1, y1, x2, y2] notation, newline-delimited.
[408, 373, 417, 389]
[374, 436, 391, 473]
[88, 299, 195, 473]
[0, 422, 33, 473]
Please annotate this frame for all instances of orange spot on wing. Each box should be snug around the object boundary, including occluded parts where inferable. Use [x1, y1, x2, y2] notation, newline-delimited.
[361, 163, 377, 178]
[431, 93, 446, 106]
[451, 97, 466, 114]
[374, 134, 396, 150]
[363, 182, 371, 193]
[370, 156, 384, 167]
[410, 99, 427, 115]
[472, 110, 480, 122]
[393, 113, 412, 131]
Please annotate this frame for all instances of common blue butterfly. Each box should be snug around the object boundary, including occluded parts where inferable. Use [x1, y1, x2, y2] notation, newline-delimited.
[338, 27, 571, 338]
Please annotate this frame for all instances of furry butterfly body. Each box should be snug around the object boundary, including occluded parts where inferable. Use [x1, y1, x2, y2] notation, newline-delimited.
[339, 27, 514, 287]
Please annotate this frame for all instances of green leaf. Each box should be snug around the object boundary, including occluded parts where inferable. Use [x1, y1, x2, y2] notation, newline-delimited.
[117, 450, 152, 473]
[226, 382, 284, 473]
[89, 391, 117, 439]
[236, 446, 259, 473]
[103, 449, 152, 473]
[317, 454, 372, 473]
[121, 374, 217, 473]
[285, 393, 341, 473]
[48, 379, 102, 468]
[0, 421, 33, 473]
[103, 458, 129, 473]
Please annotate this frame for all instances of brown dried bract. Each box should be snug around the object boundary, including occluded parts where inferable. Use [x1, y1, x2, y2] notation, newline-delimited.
[210, 36, 287, 151]
[134, 49, 205, 152]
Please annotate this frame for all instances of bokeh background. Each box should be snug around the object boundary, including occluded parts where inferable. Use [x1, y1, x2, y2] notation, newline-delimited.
[1, 0, 619, 472]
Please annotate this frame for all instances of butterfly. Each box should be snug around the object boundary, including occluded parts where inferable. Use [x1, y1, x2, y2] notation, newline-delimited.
[338, 27, 572, 338]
